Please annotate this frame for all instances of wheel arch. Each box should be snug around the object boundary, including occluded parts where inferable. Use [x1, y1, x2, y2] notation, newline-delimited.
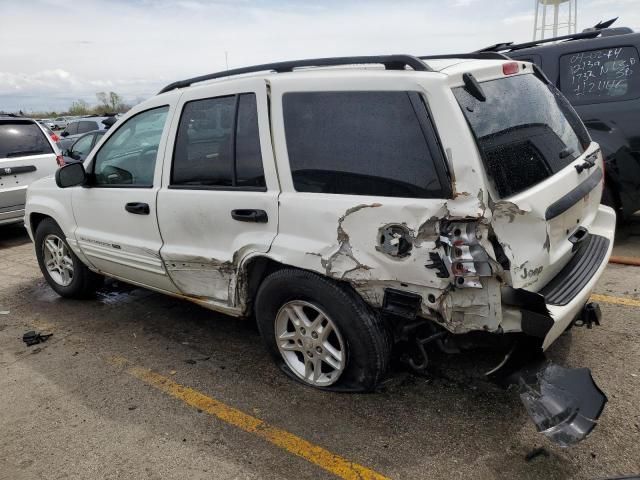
[237, 254, 362, 317]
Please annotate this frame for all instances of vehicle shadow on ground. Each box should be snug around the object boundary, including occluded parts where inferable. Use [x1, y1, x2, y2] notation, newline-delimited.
[0, 223, 31, 250]
[9, 276, 584, 479]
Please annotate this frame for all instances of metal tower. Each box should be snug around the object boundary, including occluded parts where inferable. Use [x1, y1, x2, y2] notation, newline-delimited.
[533, 0, 578, 40]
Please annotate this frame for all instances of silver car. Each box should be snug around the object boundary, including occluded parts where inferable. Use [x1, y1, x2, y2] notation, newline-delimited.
[1, 116, 61, 226]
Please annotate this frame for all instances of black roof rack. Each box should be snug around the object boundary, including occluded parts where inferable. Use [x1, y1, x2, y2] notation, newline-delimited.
[477, 17, 628, 53]
[419, 52, 510, 61]
[158, 55, 431, 94]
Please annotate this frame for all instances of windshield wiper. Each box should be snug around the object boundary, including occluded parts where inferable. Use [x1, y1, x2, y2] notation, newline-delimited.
[5, 149, 44, 157]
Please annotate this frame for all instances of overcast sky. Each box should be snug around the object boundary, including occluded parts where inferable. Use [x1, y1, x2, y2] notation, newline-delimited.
[1, 0, 638, 112]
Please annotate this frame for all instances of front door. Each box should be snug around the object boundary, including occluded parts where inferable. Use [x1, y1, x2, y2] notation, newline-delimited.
[156, 79, 279, 309]
[71, 99, 180, 293]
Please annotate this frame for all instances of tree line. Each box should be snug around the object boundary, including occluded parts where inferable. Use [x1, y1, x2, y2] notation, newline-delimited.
[26, 91, 135, 118]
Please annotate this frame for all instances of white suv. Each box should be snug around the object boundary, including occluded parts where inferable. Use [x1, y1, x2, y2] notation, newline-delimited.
[1, 116, 62, 226]
[25, 55, 615, 393]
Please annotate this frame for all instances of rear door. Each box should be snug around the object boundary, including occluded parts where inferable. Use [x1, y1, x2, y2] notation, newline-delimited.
[157, 78, 279, 308]
[0, 120, 58, 217]
[453, 70, 603, 291]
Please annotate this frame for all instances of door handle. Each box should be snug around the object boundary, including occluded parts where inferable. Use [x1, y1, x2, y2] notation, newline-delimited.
[230, 209, 268, 223]
[125, 202, 150, 215]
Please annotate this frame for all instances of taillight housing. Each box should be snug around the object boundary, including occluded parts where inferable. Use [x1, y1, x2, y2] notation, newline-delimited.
[56, 155, 65, 167]
[50, 133, 60, 143]
[502, 62, 519, 76]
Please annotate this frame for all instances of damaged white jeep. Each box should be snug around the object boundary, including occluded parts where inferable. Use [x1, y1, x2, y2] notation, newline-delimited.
[26, 54, 615, 444]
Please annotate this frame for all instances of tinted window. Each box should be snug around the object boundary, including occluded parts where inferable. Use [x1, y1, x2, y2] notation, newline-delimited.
[65, 123, 78, 136]
[236, 94, 265, 187]
[93, 106, 169, 187]
[78, 121, 98, 134]
[454, 73, 590, 198]
[560, 46, 640, 104]
[283, 91, 446, 198]
[172, 93, 265, 188]
[0, 122, 53, 159]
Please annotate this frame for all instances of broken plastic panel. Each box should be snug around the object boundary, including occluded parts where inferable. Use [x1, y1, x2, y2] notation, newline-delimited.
[520, 364, 607, 447]
[486, 339, 607, 447]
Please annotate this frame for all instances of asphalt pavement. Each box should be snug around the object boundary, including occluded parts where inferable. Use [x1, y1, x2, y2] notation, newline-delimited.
[1, 219, 639, 480]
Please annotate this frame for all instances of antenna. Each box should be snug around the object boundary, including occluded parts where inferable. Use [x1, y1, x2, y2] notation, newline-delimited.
[533, 0, 578, 40]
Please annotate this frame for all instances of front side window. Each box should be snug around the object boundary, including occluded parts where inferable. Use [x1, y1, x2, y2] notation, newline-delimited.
[282, 91, 448, 198]
[92, 106, 169, 187]
[559, 46, 640, 104]
[171, 93, 265, 188]
[454, 73, 590, 198]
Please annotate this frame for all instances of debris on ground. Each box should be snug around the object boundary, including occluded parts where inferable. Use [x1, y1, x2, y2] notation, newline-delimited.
[22, 331, 52, 347]
[0, 310, 9, 315]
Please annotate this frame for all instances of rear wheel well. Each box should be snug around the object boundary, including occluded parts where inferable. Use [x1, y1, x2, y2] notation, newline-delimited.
[241, 258, 362, 317]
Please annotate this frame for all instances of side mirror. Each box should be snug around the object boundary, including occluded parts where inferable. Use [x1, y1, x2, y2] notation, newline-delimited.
[61, 131, 69, 137]
[55, 162, 86, 188]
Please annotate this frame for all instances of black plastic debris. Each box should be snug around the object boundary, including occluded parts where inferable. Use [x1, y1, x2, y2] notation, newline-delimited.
[22, 331, 53, 347]
[520, 364, 607, 447]
[486, 338, 607, 447]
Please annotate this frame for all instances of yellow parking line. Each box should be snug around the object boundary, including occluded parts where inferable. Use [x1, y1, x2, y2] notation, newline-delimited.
[111, 357, 389, 480]
[591, 293, 640, 308]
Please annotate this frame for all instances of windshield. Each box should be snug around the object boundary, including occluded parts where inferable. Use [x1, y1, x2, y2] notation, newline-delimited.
[454, 73, 590, 198]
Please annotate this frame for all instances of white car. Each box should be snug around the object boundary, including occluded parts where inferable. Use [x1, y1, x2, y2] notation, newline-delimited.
[25, 55, 615, 436]
[0, 116, 62, 226]
[52, 117, 68, 130]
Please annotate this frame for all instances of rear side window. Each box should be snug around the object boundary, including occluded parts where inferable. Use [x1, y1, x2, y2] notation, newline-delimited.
[78, 121, 98, 134]
[560, 46, 640, 104]
[171, 93, 265, 189]
[283, 91, 449, 198]
[65, 123, 79, 136]
[0, 122, 53, 159]
[454, 73, 590, 198]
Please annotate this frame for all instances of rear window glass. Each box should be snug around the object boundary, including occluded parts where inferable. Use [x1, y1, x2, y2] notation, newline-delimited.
[560, 46, 640, 104]
[0, 122, 53, 159]
[283, 91, 448, 198]
[454, 73, 590, 198]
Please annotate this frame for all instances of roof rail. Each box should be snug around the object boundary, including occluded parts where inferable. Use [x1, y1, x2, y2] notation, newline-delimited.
[477, 17, 627, 53]
[158, 55, 431, 94]
[419, 52, 510, 61]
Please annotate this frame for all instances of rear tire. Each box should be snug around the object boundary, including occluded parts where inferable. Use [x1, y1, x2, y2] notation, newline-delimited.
[35, 218, 103, 298]
[255, 268, 391, 392]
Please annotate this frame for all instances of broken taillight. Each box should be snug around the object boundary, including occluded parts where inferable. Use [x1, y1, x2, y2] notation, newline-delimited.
[438, 221, 494, 288]
[56, 155, 65, 167]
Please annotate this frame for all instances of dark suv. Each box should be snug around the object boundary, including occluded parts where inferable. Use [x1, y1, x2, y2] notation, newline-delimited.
[479, 20, 640, 220]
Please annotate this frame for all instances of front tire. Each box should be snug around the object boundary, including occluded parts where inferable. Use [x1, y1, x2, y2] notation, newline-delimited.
[255, 268, 391, 391]
[35, 219, 103, 298]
